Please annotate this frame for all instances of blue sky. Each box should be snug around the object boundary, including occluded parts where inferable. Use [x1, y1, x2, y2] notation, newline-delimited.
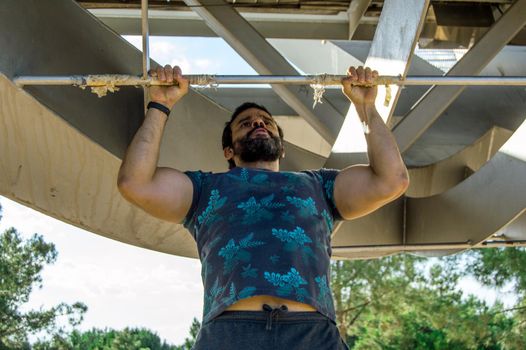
[125, 36, 258, 75]
[0, 35, 515, 345]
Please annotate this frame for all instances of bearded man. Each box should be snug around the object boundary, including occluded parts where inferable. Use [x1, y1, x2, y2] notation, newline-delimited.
[117, 65, 409, 349]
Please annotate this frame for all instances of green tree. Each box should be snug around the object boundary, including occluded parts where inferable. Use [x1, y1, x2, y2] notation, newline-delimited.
[0, 203, 87, 348]
[331, 253, 520, 349]
[174, 318, 200, 350]
[331, 254, 422, 338]
[467, 248, 526, 294]
[35, 327, 179, 350]
[465, 248, 526, 348]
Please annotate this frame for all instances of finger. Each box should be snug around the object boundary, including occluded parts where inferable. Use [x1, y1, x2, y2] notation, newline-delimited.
[349, 66, 358, 81]
[173, 65, 184, 87]
[372, 70, 379, 79]
[157, 66, 166, 82]
[164, 64, 173, 83]
[173, 66, 189, 90]
[356, 66, 365, 83]
[365, 67, 372, 84]
[174, 65, 182, 78]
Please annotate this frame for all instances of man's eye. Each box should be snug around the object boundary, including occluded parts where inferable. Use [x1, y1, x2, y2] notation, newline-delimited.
[242, 121, 251, 127]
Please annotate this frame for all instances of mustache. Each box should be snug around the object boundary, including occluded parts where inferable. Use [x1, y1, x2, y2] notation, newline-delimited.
[247, 126, 273, 138]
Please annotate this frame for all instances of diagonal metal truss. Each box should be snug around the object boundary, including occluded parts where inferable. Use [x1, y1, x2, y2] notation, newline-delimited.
[182, 0, 345, 144]
[393, 0, 526, 153]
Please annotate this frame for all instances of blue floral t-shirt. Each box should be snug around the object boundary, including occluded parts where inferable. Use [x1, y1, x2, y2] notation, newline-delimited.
[183, 167, 342, 323]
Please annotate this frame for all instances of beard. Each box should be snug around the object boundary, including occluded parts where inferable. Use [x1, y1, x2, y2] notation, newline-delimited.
[233, 128, 283, 164]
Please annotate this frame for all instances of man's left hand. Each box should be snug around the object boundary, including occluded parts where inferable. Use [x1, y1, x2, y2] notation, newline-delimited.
[342, 66, 379, 106]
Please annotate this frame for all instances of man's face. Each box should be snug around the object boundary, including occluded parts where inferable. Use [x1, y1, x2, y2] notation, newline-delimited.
[227, 107, 283, 164]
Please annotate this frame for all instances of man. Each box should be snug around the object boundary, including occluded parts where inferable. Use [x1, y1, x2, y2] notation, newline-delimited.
[117, 65, 409, 349]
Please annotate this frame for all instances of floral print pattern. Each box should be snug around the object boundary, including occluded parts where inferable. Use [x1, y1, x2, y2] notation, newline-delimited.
[183, 168, 341, 323]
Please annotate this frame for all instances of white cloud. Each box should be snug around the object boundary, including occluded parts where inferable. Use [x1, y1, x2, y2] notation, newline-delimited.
[1, 196, 203, 345]
[458, 276, 517, 307]
[194, 58, 215, 72]
[124, 36, 210, 74]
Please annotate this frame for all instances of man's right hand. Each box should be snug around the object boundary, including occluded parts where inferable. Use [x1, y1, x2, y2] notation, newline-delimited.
[148, 65, 189, 110]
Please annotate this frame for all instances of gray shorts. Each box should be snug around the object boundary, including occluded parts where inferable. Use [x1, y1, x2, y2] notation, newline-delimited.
[192, 304, 349, 350]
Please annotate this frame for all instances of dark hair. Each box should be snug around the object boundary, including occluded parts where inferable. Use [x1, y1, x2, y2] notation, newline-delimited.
[222, 102, 284, 169]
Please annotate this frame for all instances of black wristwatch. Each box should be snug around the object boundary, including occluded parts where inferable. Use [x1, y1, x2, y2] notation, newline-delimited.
[147, 101, 171, 117]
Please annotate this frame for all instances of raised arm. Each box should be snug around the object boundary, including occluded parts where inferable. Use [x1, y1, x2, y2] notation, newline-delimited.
[333, 66, 409, 220]
[117, 65, 193, 223]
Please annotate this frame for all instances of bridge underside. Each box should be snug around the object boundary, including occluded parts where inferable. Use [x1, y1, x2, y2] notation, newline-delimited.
[1, 0, 525, 259]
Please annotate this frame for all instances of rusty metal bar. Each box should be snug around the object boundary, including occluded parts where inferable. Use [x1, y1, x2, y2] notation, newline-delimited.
[13, 75, 526, 87]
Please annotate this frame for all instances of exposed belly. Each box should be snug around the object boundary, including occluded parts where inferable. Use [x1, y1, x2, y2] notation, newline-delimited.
[225, 295, 317, 312]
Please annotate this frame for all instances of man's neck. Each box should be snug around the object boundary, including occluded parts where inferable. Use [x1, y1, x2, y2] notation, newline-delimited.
[235, 160, 280, 172]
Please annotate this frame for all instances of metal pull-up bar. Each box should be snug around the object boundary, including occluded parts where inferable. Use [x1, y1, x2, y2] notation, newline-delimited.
[14, 74, 526, 101]
[13, 74, 526, 87]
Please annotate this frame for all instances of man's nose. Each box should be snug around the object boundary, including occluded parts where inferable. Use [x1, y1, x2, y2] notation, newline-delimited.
[252, 119, 265, 128]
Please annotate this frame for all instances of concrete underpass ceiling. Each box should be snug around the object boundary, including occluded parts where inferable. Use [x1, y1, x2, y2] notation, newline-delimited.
[1, 0, 525, 259]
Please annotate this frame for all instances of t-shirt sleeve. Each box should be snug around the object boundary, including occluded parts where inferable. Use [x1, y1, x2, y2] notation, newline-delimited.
[182, 170, 206, 230]
[316, 168, 344, 221]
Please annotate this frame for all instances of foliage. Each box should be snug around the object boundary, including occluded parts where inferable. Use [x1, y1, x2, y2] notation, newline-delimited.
[174, 318, 201, 350]
[466, 248, 526, 348]
[331, 253, 526, 349]
[0, 204, 87, 349]
[466, 248, 526, 294]
[331, 254, 422, 338]
[33, 327, 181, 350]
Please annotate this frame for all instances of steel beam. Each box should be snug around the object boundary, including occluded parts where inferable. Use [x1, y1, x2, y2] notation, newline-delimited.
[347, 0, 372, 39]
[90, 8, 352, 40]
[141, 0, 150, 79]
[141, 0, 150, 110]
[183, 0, 344, 144]
[393, 0, 526, 153]
[331, 0, 429, 151]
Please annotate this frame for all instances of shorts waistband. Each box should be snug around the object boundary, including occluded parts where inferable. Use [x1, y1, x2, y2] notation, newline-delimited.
[210, 309, 329, 323]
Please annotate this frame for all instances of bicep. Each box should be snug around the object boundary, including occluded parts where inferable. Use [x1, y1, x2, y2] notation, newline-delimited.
[120, 167, 194, 223]
[333, 165, 402, 220]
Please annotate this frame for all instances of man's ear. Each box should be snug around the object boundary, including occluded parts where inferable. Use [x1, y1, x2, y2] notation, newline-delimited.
[224, 147, 234, 160]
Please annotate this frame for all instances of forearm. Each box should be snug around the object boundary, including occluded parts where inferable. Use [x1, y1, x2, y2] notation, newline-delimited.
[355, 103, 408, 184]
[117, 108, 168, 187]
